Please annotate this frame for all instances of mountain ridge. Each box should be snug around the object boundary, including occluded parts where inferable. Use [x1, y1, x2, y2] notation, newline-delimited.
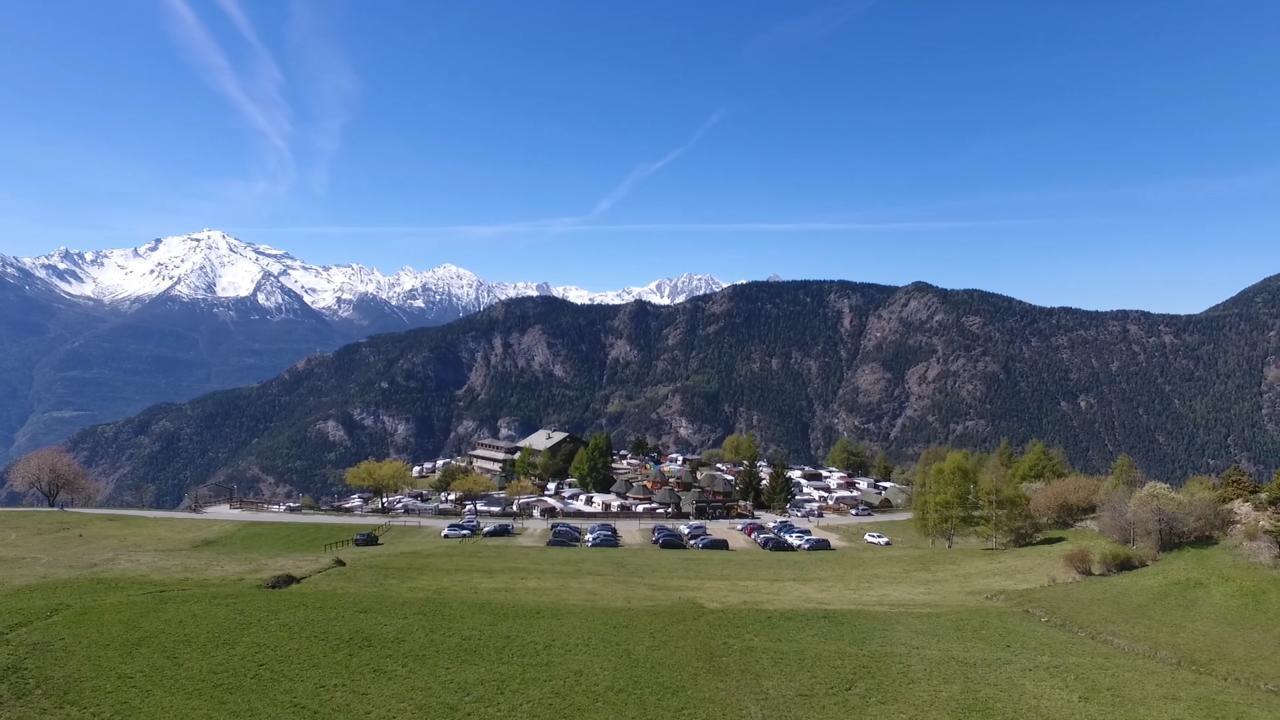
[0, 230, 733, 463]
[9, 229, 731, 317]
[45, 276, 1280, 508]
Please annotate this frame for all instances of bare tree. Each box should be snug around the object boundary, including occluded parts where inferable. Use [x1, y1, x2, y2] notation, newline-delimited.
[1096, 487, 1138, 548]
[6, 448, 95, 507]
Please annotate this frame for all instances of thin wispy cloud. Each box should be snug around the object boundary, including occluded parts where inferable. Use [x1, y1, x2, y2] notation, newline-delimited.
[237, 219, 1020, 237]
[287, 0, 359, 193]
[747, 0, 879, 54]
[485, 108, 728, 234]
[159, 0, 357, 196]
[588, 109, 727, 219]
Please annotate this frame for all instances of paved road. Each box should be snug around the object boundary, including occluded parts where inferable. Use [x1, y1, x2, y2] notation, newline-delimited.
[1, 505, 911, 528]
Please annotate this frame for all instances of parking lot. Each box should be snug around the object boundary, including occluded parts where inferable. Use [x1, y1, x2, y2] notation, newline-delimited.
[434, 516, 852, 552]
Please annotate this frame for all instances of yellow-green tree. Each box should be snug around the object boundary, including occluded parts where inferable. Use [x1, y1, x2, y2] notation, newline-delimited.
[451, 471, 497, 511]
[344, 459, 410, 506]
[722, 434, 759, 465]
[505, 477, 538, 517]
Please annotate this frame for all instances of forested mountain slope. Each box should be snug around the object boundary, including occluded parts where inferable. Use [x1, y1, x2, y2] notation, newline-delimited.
[53, 277, 1280, 507]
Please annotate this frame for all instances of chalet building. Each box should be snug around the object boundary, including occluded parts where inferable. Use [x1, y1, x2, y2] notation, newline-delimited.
[517, 429, 583, 459]
[468, 438, 520, 475]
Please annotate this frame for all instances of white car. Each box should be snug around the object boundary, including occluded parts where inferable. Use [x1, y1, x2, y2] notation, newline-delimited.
[863, 532, 891, 546]
[783, 530, 813, 546]
[679, 522, 707, 536]
[850, 506, 873, 517]
[440, 528, 473, 539]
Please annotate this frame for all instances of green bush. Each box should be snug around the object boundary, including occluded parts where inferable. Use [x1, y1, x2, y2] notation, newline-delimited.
[1096, 546, 1145, 575]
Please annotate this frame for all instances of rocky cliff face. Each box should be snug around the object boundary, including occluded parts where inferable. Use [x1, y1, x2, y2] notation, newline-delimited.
[56, 277, 1280, 508]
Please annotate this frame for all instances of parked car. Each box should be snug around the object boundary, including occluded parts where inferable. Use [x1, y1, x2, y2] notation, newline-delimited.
[551, 528, 582, 543]
[352, 531, 380, 546]
[652, 531, 680, 545]
[440, 527, 472, 539]
[586, 536, 620, 548]
[657, 535, 687, 549]
[759, 536, 795, 552]
[588, 523, 617, 535]
[850, 506, 873, 517]
[482, 523, 514, 537]
[679, 522, 707, 536]
[546, 537, 578, 548]
[864, 532, 892, 546]
[743, 524, 768, 538]
[800, 537, 833, 551]
[550, 522, 580, 532]
[783, 531, 813, 547]
[458, 518, 481, 532]
[651, 524, 675, 538]
[692, 536, 730, 550]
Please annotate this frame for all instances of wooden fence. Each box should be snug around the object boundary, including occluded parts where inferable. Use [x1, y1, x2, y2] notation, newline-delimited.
[322, 519, 401, 553]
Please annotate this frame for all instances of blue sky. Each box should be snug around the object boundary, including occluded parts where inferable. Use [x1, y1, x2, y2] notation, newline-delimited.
[2, 1, 1279, 313]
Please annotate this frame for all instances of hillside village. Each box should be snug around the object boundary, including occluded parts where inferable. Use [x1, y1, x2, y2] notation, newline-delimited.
[316, 428, 909, 519]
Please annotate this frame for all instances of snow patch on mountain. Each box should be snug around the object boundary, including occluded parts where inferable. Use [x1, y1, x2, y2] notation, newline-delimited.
[14, 230, 729, 320]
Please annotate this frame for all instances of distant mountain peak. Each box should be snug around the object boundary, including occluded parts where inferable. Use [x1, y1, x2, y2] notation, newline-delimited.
[14, 230, 729, 321]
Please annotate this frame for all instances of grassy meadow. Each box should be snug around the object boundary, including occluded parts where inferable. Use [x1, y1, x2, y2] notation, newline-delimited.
[1, 512, 1278, 719]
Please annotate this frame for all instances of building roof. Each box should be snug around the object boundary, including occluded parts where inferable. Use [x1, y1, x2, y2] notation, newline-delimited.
[652, 487, 682, 504]
[626, 483, 655, 499]
[518, 429, 574, 452]
[468, 449, 517, 462]
[474, 438, 518, 450]
[610, 477, 632, 495]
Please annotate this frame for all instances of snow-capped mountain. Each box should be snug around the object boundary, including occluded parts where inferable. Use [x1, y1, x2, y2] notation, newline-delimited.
[0, 231, 734, 467]
[12, 230, 728, 322]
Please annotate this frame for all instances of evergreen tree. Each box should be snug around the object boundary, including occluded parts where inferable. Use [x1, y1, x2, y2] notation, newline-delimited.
[513, 448, 537, 482]
[569, 433, 614, 493]
[826, 437, 870, 475]
[1266, 470, 1280, 507]
[538, 443, 576, 482]
[1009, 440, 1069, 484]
[628, 435, 650, 458]
[735, 443, 763, 507]
[1216, 464, 1260, 504]
[1108, 453, 1140, 490]
[763, 456, 794, 512]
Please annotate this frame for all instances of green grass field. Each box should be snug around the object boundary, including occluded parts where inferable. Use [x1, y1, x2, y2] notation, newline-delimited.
[2, 512, 1278, 719]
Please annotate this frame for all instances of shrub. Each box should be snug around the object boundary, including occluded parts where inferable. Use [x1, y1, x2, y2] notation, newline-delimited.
[1062, 547, 1093, 576]
[1030, 475, 1103, 528]
[1096, 546, 1145, 575]
[262, 573, 301, 590]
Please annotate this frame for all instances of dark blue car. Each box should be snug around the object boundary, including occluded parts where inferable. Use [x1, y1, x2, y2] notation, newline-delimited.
[657, 535, 686, 549]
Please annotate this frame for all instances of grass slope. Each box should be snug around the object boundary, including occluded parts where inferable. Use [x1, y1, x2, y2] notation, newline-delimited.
[1, 512, 1277, 719]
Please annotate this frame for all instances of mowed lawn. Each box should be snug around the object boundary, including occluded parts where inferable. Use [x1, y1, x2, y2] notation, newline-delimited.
[2, 513, 1278, 720]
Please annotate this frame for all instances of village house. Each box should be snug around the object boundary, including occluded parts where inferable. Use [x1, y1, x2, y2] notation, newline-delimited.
[467, 438, 520, 475]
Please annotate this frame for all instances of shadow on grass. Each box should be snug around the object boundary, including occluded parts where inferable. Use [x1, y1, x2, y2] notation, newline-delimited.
[1028, 536, 1067, 547]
